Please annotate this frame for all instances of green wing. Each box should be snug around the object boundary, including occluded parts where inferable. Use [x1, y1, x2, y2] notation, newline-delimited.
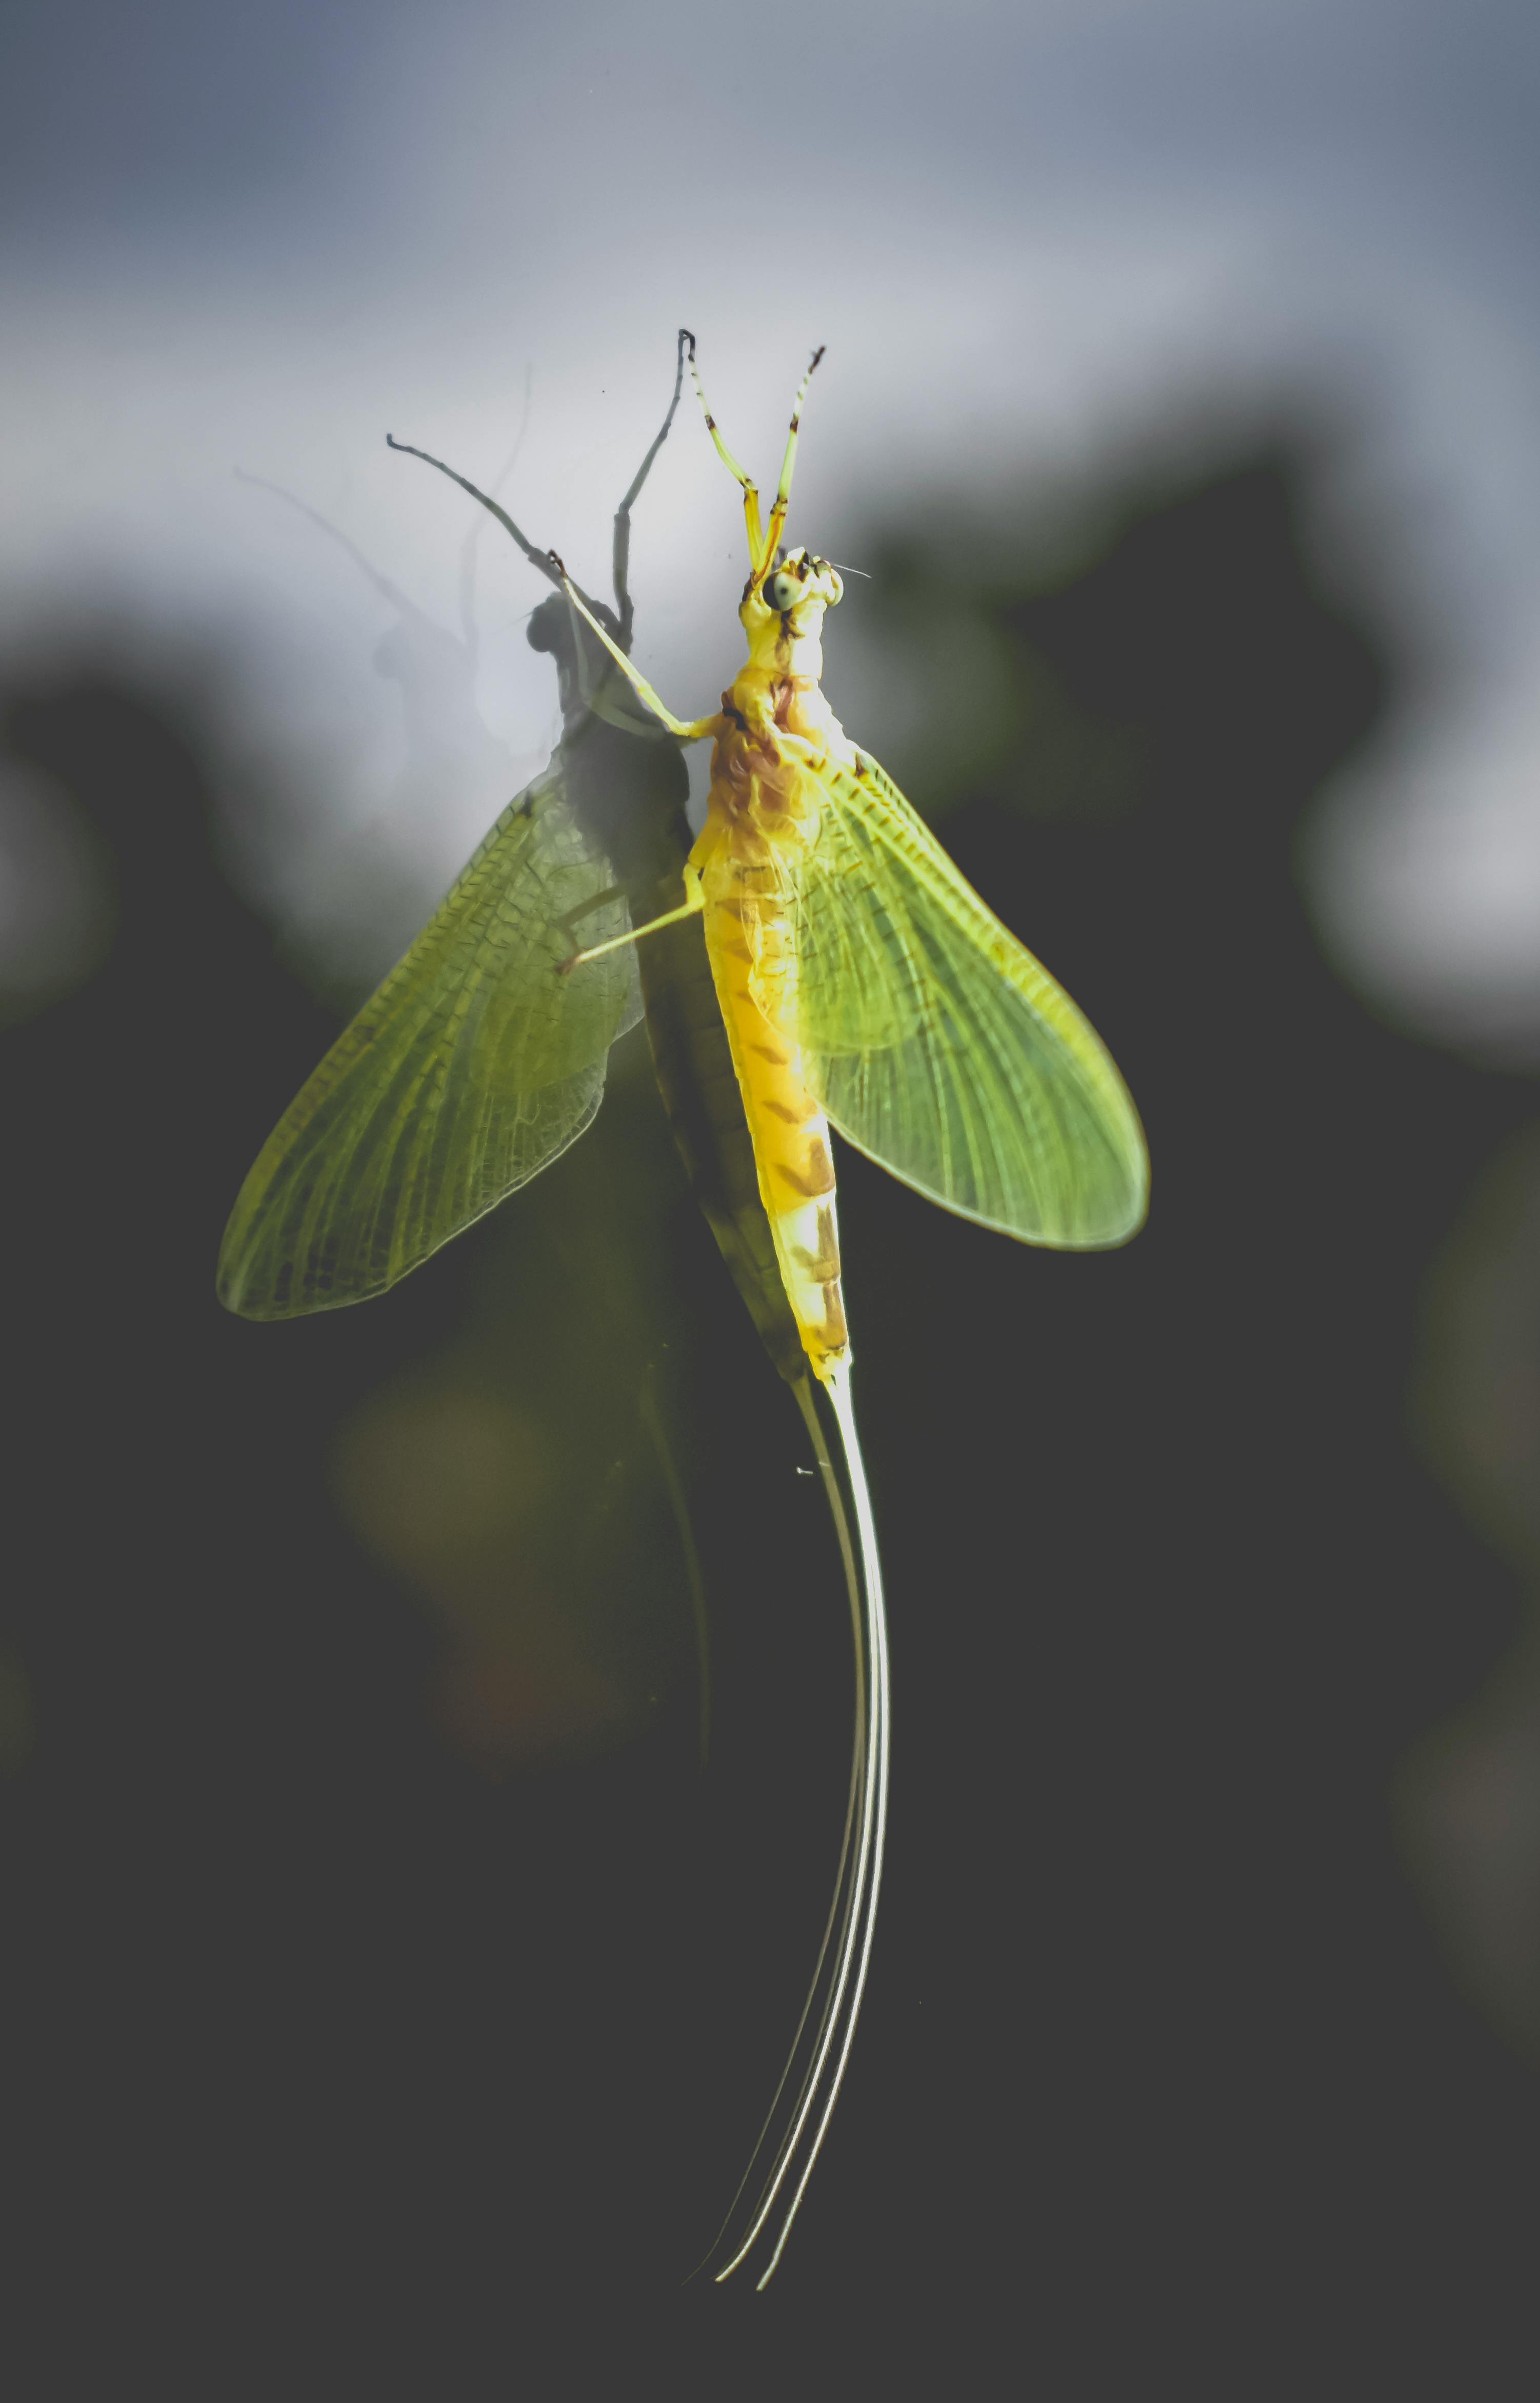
[218, 763, 641, 1317]
[763, 749, 1147, 1247]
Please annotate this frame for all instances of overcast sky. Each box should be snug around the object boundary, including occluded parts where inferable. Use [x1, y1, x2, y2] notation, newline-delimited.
[5, 0, 1540, 1043]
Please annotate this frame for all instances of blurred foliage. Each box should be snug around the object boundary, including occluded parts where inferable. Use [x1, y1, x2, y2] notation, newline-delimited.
[1400, 1131, 1540, 2060]
[325, 1051, 712, 1776]
[2, 412, 1538, 2376]
[0, 753, 116, 1026]
[839, 429, 1380, 833]
[1412, 1128, 1540, 1573]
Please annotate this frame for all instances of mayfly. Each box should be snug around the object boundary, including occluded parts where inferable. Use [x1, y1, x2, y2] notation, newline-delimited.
[218, 332, 1148, 2285]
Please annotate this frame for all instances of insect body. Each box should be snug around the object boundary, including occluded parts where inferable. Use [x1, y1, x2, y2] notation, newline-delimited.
[549, 338, 1145, 2279]
[700, 563, 856, 1376]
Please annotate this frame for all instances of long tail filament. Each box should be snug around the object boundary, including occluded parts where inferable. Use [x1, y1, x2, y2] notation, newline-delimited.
[707, 1358, 890, 2288]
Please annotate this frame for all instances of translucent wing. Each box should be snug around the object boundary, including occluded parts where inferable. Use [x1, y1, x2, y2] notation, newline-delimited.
[763, 749, 1147, 1247]
[218, 762, 641, 1317]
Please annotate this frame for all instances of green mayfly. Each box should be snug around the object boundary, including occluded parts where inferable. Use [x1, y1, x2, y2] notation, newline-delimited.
[218, 333, 1147, 2284]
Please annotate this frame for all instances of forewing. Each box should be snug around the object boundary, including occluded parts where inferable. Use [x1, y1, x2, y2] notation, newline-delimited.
[218, 764, 640, 1316]
[764, 751, 1147, 1247]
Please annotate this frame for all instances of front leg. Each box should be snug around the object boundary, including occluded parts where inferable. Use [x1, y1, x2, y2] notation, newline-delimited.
[551, 555, 720, 744]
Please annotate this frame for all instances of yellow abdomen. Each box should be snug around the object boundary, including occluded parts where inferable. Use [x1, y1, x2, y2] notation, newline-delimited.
[693, 808, 848, 1382]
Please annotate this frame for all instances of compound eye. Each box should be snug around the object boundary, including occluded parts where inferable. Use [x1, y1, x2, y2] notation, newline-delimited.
[764, 572, 795, 610]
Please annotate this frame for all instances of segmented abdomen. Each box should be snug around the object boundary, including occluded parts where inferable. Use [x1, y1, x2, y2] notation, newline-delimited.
[699, 829, 848, 1383]
[637, 899, 806, 1385]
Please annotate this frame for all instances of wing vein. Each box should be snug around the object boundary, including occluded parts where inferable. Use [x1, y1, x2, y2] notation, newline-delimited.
[758, 752, 1147, 1250]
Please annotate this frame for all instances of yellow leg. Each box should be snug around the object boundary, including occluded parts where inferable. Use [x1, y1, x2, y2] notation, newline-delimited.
[761, 345, 825, 575]
[563, 865, 705, 970]
[550, 555, 718, 743]
[683, 329, 767, 569]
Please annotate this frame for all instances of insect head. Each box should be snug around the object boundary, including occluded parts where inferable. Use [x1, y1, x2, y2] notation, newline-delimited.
[759, 549, 844, 616]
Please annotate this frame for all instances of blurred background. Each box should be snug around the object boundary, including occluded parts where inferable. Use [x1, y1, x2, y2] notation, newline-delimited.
[4, 0, 1540, 2386]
